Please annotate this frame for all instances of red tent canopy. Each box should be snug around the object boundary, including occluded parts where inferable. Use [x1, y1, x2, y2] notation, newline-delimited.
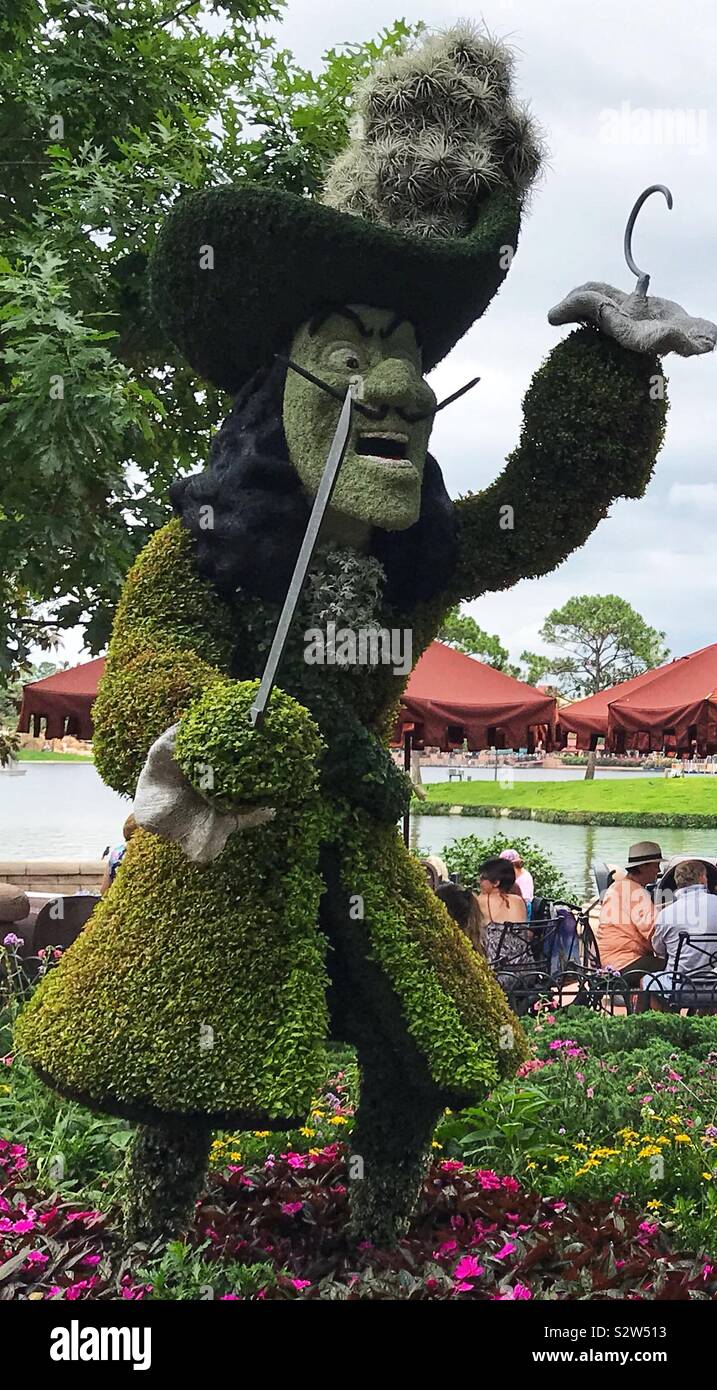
[17, 657, 106, 741]
[17, 644, 557, 752]
[558, 659, 678, 750]
[394, 642, 556, 751]
[608, 643, 717, 754]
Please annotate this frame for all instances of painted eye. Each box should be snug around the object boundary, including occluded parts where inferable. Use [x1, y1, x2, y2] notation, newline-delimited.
[328, 346, 364, 372]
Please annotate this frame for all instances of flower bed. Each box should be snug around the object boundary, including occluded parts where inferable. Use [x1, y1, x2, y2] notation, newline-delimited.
[5, 947, 717, 1299]
[2, 1137, 716, 1300]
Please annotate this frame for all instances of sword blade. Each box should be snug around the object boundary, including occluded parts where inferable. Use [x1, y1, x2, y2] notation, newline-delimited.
[249, 386, 354, 728]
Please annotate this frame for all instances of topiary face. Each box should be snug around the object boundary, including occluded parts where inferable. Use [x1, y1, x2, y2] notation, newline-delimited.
[283, 304, 436, 533]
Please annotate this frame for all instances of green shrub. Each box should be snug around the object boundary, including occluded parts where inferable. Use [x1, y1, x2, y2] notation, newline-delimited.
[174, 679, 324, 809]
[525, 1011, 717, 1060]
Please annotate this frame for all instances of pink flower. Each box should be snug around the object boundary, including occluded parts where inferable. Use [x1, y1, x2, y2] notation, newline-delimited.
[281, 1202, 303, 1216]
[433, 1239, 458, 1258]
[475, 1169, 502, 1190]
[65, 1280, 91, 1300]
[494, 1242, 517, 1261]
[575, 1072, 585, 1083]
[512, 1283, 532, 1300]
[641, 1095, 653, 1105]
[454, 1281, 475, 1293]
[439, 1160, 464, 1173]
[551, 1201, 567, 1212]
[701, 1264, 715, 1281]
[454, 1255, 483, 1281]
[25, 1250, 49, 1265]
[283, 1152, 307, 1169]
[586, 1087, 594, 1099]
[291, 1279, 311, 1291]
[82, 1254, 101, 1266]
[501, 1176, 520, 1193]
[220, 1294, 238, 1300]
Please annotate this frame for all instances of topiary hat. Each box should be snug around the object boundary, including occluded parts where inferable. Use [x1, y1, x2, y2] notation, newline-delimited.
[150, 23, 543, 394]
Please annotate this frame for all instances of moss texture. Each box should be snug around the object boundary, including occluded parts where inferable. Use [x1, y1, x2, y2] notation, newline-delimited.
[447, 328, 667, 605]
[15, 811, 331, 1125]
[174, 680, 324, 810]
[93, 518, 236, 797]
[122, 1118, 213, 1243]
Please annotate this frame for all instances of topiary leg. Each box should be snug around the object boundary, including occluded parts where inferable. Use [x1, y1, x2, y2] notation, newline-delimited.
[347, 1034, 441, 1247]
[122, 1117, 213, 1243]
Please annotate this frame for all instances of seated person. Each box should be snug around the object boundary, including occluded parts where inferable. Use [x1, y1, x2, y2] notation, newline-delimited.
[597, 840, 665, 984]
[100, 814, 137, 895]
[436, 881, 486, 956]
[477, 857, 528, 927]
[477, 856, 531, 969]
[499, 848, 534, 904]
[650, 859, 717, 993]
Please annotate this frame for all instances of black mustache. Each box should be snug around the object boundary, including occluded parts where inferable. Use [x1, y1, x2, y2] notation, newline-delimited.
[276, 355, 480, 422]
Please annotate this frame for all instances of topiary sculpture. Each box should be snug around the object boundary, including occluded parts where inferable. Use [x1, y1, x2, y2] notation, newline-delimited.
[15, 22, 715, 1248]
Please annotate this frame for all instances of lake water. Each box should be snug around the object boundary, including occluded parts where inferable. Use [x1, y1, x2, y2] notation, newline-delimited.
[2, 763, 715, 900]
[0, 764, 130, 861]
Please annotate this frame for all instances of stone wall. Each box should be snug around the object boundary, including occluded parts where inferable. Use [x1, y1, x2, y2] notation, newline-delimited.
[0, 860, 104, 893]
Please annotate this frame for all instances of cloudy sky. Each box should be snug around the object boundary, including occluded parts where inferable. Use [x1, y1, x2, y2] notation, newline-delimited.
[57, 0, 717, 668]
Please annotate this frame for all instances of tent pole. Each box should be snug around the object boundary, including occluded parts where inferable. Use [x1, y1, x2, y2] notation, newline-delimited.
[402, 730, 412, 847]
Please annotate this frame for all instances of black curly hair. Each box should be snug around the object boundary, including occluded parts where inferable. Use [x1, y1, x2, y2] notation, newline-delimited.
[170, 356, 457, 611]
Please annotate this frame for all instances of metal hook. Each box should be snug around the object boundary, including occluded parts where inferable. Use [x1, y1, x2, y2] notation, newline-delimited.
[623, 184, 673, 296]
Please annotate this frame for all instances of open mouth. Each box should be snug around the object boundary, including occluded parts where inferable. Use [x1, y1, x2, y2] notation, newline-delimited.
[355, 431, 409, 461]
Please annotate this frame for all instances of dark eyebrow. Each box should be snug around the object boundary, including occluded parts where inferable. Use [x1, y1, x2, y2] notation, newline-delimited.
[307, 305, 372, 338]
[379, 313, 407, 339]
[379, 313, 422, 348]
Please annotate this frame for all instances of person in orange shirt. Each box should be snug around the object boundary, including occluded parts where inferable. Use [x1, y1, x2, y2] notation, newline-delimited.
[598, 842, 666, 990]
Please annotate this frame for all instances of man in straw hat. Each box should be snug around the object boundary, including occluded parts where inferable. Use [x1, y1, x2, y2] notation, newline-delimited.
[16, 23, 715, 1245]
[598, 841, 666, 993]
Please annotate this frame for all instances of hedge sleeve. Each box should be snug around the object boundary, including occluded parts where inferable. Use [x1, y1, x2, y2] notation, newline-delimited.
[445, 327, 667, 606]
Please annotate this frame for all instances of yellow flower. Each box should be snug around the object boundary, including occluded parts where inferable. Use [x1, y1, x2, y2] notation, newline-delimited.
[638, 1145, 662, 1159]
[674, 1134, 692, 1144]
[253, 1131, 270, 1138]
[329, 1116, 348, 1126]
[554, 1155, 569, 1163]
[431, 1141, 443, 1150]
[703, 1172, 713, 1181]
[574, 1143, 588, 1152]
[229, 1151, 242, 1161]
[667, 1115, 682, 1125]
[575, 1166, 590, 1177]
[526, 1161, 537, 1171]
[646, 1200, 662, 1210]
[299, 1127, 315, 1138]
[656, 1136, 669, 1146]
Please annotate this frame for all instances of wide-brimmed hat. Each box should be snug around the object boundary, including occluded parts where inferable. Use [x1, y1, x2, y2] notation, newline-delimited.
[150, 25, 543, 394]
[625, 841, 664, 869]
